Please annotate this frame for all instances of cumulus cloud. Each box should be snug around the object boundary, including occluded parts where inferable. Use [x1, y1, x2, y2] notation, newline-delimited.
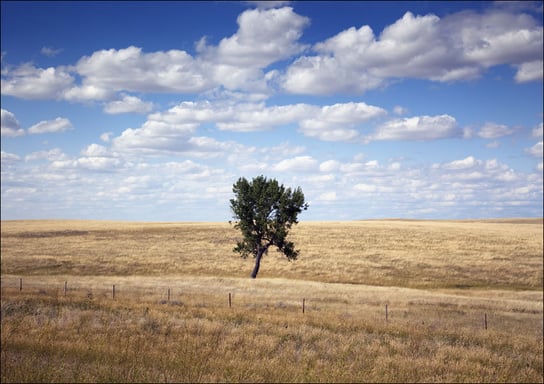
[109, 104, 247, 158]
[51, 156, 123, 172]
[1, 109, 25, 137]
[2, 5, 540, 103]
[319, 159, 341, 173]
[28, 117, 73, 134]
[104, 94, 154, 114]
[63, 84, 112, 102]
[81, 143, 110, 157]
[272, 155, 318, 172]
[369, 114, 460, 141]
[477, 122, 515, 139]
[299, 102, 386, 141]
[75, 46, 211, 95]
[282, 8, 543, 94]
[108, 99, 386, 145]
[1, 63, 74, 99]
[25, 148, 68, 162]
[515, 60, 544, 82]
[198, 7, 309, 68]
[442, 156, 480, 170]
[215, 102, 314, 132]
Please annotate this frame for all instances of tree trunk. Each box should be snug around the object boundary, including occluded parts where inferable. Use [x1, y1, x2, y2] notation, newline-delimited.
[250, 246, 266, 278]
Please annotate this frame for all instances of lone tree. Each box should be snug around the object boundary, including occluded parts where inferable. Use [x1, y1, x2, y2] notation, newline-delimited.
[230, 175, 308, 278]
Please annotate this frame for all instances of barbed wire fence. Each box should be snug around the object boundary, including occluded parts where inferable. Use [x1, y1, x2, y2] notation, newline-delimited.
[1, 276, 495, 330]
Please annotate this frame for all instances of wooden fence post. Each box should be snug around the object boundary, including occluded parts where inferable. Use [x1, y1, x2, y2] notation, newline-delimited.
[64, 281, 67, 296]
[302, 298, 305, 314]
[386, 304, 389, 322]
[112, 284, 116, 299]
[484, 313, 488, 330]
[228, 292, 232, 308]
[19, 278, 22, 292]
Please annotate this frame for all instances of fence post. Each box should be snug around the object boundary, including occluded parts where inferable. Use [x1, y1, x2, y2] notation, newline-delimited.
[228, 292, 232, 308]
[302, 298, 305, 314]
[112, 284, 116, 300]
[167, 288, 170, 302]
[19, 278, 22, 292]
[484, 313, 488, 330]
[64, 281, 67, 296]
[386, 304, 389, 322]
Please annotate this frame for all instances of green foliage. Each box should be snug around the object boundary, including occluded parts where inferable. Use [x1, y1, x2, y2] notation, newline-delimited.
[230, 176, 308, 275]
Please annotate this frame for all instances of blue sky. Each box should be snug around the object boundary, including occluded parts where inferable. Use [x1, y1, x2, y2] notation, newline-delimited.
[1, 1, 543, 221]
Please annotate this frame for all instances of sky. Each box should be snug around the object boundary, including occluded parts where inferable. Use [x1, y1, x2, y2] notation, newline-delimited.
[1, 1, 543, 222]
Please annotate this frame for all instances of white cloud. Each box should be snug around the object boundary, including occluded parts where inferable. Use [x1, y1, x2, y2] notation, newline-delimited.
[526, 141, 543, 157]
[25, 148, 68, 162]
[353, 183, 377, 193]
[282, 8, 543, 94]
[388, 162, 401, 171]
[41, 46, 62, 57]
[28, 117, 73, 134]
[50, 153, 123, 172]
[104, 94, 154, 114]
[1, 109, 24, 137]
[477, 122, 515, 139]
[1, 63, 74, 99]
[75, 46, 211, 94]
[370, 114, 459, 141]
[63, 84, 112, 101]
[199, 7, 309, 68]
[109, 104, 247, 158]
[282, 54, 383, 95]
[365, 160, 379, 169]
[75, 157, 122, 171]
[272, 155, 318, 172]
[442, 156, 480, 170]
[1, 6, 541, 105]
[515, 60, 544, 82]
[81, 144, 110, 157]
[106, 99, 386, 144]
[298, 102, 386, 141]
[1, 150, 21, 163]
[317, 191, 337, 201]
[261, 142, 306, 158]
[100, 132, 113, 142]
[319, 160, 341, 173]
[216, 102, 314, 132]
[393, 105, 408, 115]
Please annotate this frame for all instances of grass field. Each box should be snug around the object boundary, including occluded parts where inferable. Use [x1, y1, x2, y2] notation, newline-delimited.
[1, 219, 543, 382]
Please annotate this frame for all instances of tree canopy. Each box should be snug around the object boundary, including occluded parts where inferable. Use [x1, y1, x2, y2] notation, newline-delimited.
[230, 175, 308, 278]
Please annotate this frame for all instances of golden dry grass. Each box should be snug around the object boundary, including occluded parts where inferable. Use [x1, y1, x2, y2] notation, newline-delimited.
[1, 219, 543, 382]
[1, 219, 542, 289]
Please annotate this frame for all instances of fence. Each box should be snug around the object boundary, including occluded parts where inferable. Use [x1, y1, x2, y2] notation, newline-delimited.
[2, 277, 492, 330]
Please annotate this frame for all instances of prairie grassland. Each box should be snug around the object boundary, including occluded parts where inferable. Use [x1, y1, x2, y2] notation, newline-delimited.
[1, 219, 543, 383]
[1, 219, 542, 289]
